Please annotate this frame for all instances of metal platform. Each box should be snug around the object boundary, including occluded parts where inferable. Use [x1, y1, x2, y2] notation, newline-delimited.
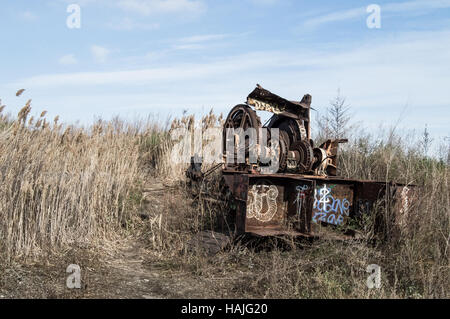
[222, 171, 414, 238]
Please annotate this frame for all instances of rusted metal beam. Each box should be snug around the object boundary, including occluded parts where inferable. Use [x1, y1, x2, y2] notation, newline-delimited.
[222, 172, 415, 239]
[247, 84, 311, 120]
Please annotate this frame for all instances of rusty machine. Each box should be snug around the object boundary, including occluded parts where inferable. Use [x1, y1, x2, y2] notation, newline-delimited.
[223, 84, 347, 177]
[189, 85, 414, 239]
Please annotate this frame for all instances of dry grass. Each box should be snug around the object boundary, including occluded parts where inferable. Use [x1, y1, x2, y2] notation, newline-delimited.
[0, 100, 158, 261]
[0, 97, 448, 298]
[139, 114, 449, 299]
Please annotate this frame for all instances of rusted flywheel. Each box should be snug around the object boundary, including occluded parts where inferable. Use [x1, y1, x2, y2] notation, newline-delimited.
[268, 117, 304, 149]
[223, 104, 261, 164]
[290, 140, 314, 173]
[277, 131, 289, 172]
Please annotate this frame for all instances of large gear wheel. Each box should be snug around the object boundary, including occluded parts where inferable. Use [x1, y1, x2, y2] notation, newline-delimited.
[277, 131, 289, 172]
[290, 140, 314, 173]
[223, 104, 261, 166]
[268, 117, 303, 148]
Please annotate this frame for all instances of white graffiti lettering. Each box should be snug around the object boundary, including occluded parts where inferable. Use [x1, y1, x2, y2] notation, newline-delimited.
[398, 186, 410, 227]
[400, 186, 410, 215]
[294, 185, 309, 216]
[247, 184, 279, 222]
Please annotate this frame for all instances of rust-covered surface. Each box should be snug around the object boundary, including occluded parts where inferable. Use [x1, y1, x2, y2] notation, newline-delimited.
[247, 84, 311, 120]
[189, 85, 417, 239]
[223, 84, 348, 176]
[222, 172, 415, 238]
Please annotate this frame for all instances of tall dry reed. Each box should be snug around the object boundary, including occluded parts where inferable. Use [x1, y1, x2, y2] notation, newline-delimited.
[0, 101, 147, 261]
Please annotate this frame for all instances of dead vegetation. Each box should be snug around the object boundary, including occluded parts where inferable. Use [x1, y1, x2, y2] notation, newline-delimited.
[0, 94, 448, 299]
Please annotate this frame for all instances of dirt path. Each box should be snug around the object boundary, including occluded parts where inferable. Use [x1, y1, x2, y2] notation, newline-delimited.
[0, 181, 225, 299]
[86, 182, 200, 299]
[88, 182, 178, 299]
[96, 242, 162, 299]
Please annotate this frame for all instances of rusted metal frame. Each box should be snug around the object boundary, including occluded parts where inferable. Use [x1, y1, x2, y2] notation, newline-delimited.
[223, 171, 415, 238]
[223, 173, 249, 234]
[247, 85, 310, 119]
[352, 181, 387, 218]
[310, 180, 355, 231]
[244, 174, 316, 236]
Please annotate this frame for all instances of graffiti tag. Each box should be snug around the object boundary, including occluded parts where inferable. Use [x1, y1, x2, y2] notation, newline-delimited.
[294, 185, 309, 216]
[247, 184, 279, 222]
[312, 184, 350, 226]
[398, 186, 410, 227]
[400, 186, 410, 215]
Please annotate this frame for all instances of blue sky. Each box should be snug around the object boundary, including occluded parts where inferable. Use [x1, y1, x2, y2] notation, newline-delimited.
[0, 0, 449, 147]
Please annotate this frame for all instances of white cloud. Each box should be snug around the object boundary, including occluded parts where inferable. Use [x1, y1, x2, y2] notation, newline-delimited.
[58, 54, 78, 65]
[170, 33, 230, 50]
[14, 58, 252, 87]
[15, 30, 450, 101]
[11, 29, 450, 141]
[178, 34, 230, 43]
[91, 45, 110, 63]
[116, 0, 205, 16]
[248, 0, 279, 5]
[107, 17, 160, 30]
[303, 7, 364, 29]
[303, 0, 450, 29]
[383, 0, 450, 12]
[172, 43, 205, 50]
